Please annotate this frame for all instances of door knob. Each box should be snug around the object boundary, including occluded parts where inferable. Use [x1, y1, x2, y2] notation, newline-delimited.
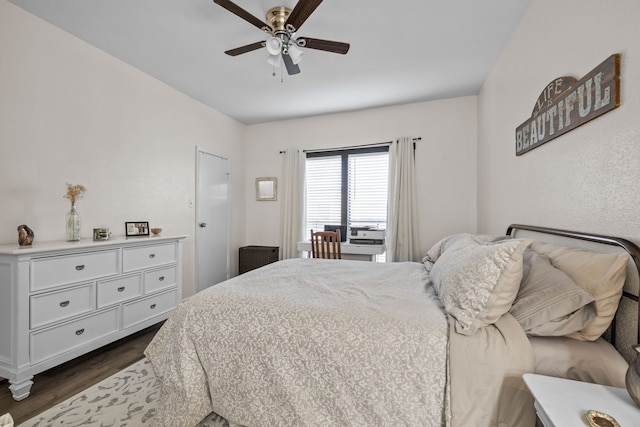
[199, 222, 208, 228]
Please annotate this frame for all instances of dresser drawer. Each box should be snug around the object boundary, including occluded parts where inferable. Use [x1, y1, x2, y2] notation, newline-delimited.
[123, 243, 176, 272]
[123, 289, 177, 329]
[31, 250, 119, 291]
[30, 307, 119, 364]
[97, 274, 143, 308]
[30, 283, 95, 329]
[144, 266, 176, 294]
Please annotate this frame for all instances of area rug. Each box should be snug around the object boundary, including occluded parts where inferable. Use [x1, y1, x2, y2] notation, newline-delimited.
[19, 358, 229, 427]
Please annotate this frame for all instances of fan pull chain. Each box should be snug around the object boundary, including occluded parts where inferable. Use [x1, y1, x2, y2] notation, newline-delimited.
[271, 65, 284, 83]
[271, 59, 284, 83]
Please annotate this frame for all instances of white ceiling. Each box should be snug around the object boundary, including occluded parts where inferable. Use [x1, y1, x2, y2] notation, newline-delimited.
[9, 0, 532, 125]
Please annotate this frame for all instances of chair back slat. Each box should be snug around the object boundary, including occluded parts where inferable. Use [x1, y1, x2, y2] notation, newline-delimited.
[310, 229, 342, 259]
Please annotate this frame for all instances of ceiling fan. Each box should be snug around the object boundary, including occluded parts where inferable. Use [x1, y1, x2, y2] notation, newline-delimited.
[213, 0, 350, 76]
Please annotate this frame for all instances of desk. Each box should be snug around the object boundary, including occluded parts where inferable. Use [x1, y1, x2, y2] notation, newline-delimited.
[523, 374, 640, 427]
[297, 241, 386, 261]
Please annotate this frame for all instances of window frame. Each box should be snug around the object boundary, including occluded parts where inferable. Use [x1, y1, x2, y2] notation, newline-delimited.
[305, 145, 389, 228]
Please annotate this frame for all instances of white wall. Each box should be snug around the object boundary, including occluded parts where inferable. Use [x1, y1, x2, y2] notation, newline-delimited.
[478, 0, 640, 239]
[244, 97, 479, 256]
[0, 0, 247, 297]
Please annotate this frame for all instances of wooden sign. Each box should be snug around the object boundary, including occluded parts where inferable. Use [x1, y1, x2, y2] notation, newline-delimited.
[515, 54, 620, 156]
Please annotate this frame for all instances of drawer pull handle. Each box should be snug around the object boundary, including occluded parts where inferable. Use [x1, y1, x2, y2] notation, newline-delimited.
[149, 254, 156, 259]
[158, 276, 165, 281]
[60, 300, 70, 307]
[150, 304, 157, 309]
[75, 265, 85, 271]
[75, 328, 85, 336]
[117, 286, 125, 292]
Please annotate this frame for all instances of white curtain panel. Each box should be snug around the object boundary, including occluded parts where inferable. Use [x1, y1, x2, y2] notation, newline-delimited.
[387, 137, 421, 262]
[279, 148, 306, 259]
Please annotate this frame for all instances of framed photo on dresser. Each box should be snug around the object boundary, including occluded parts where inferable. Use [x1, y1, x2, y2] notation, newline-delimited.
[125, 221, 149, 237]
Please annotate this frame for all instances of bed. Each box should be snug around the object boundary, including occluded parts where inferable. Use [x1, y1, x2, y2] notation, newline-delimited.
[144, 225, 640, 427]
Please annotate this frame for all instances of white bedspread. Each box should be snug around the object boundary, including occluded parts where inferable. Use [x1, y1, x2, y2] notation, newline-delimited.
[146, 258, 536, 427]
[146, 259, 449, 427]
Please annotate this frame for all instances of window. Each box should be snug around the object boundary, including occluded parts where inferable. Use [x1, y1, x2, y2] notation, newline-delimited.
[305, 146, 389, 260]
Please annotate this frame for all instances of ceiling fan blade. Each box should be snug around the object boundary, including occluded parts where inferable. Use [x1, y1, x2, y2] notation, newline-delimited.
[213, 0, 272, 32]
[299, 37, 350, 54]
[286, 0, 323, 31]
[224, 41, 266, 56]
[282, 53, 301, 75]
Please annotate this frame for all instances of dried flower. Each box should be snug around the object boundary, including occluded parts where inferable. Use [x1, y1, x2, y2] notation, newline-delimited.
[64, 183, 86, 205]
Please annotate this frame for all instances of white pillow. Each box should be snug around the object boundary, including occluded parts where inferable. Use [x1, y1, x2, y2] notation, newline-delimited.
[423, 233, 511, 264]
[430, 235, 531, 335]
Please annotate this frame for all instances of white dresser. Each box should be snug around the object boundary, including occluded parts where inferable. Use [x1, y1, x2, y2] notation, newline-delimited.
[0, 235, 186, 401]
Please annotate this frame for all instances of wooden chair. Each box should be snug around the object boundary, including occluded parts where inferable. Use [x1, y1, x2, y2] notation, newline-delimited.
[310, 229, 342, 259]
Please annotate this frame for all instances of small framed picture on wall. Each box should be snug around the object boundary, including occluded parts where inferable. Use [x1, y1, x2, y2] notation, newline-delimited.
[256, 177, 277, 201]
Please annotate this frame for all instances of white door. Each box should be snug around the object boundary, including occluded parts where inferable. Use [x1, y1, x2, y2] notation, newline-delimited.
[196, 148, 230, 292]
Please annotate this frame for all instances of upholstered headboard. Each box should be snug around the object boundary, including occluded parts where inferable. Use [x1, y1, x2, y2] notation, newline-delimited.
[507, 224, 640, 364]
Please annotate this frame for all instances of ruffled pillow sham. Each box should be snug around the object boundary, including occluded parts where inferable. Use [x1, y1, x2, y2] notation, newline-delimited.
[422, 233, 511, 264]
[430, 235, 531, 335]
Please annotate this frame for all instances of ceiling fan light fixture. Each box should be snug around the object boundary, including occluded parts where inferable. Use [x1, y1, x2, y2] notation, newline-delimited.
[265, 36, 282, 55]
[213, 0, 351, 76]
[267, 53, 282, 68]
[287, 43, 304, 65]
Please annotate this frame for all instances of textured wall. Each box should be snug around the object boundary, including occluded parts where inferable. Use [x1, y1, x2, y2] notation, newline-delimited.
[0, 1, 247, 297]
[478, 0, 640, 240]
[244, 96, 479, 256]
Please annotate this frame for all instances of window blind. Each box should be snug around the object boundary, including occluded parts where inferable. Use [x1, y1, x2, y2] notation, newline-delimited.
[348, 152, 388, 230]
[305, 155, 342, 239]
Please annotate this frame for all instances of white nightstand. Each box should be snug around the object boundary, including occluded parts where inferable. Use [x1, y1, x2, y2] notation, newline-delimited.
[523, 374, 640, 427]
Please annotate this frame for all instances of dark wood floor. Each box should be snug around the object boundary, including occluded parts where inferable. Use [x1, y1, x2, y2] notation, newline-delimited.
[0, 323, 161, 425]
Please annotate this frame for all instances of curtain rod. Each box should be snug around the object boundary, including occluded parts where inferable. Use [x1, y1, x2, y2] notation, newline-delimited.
[279, 137, 421, 154]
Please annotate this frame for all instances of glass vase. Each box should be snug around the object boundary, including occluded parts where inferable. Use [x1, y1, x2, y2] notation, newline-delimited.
[66, 204, 81, 241]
